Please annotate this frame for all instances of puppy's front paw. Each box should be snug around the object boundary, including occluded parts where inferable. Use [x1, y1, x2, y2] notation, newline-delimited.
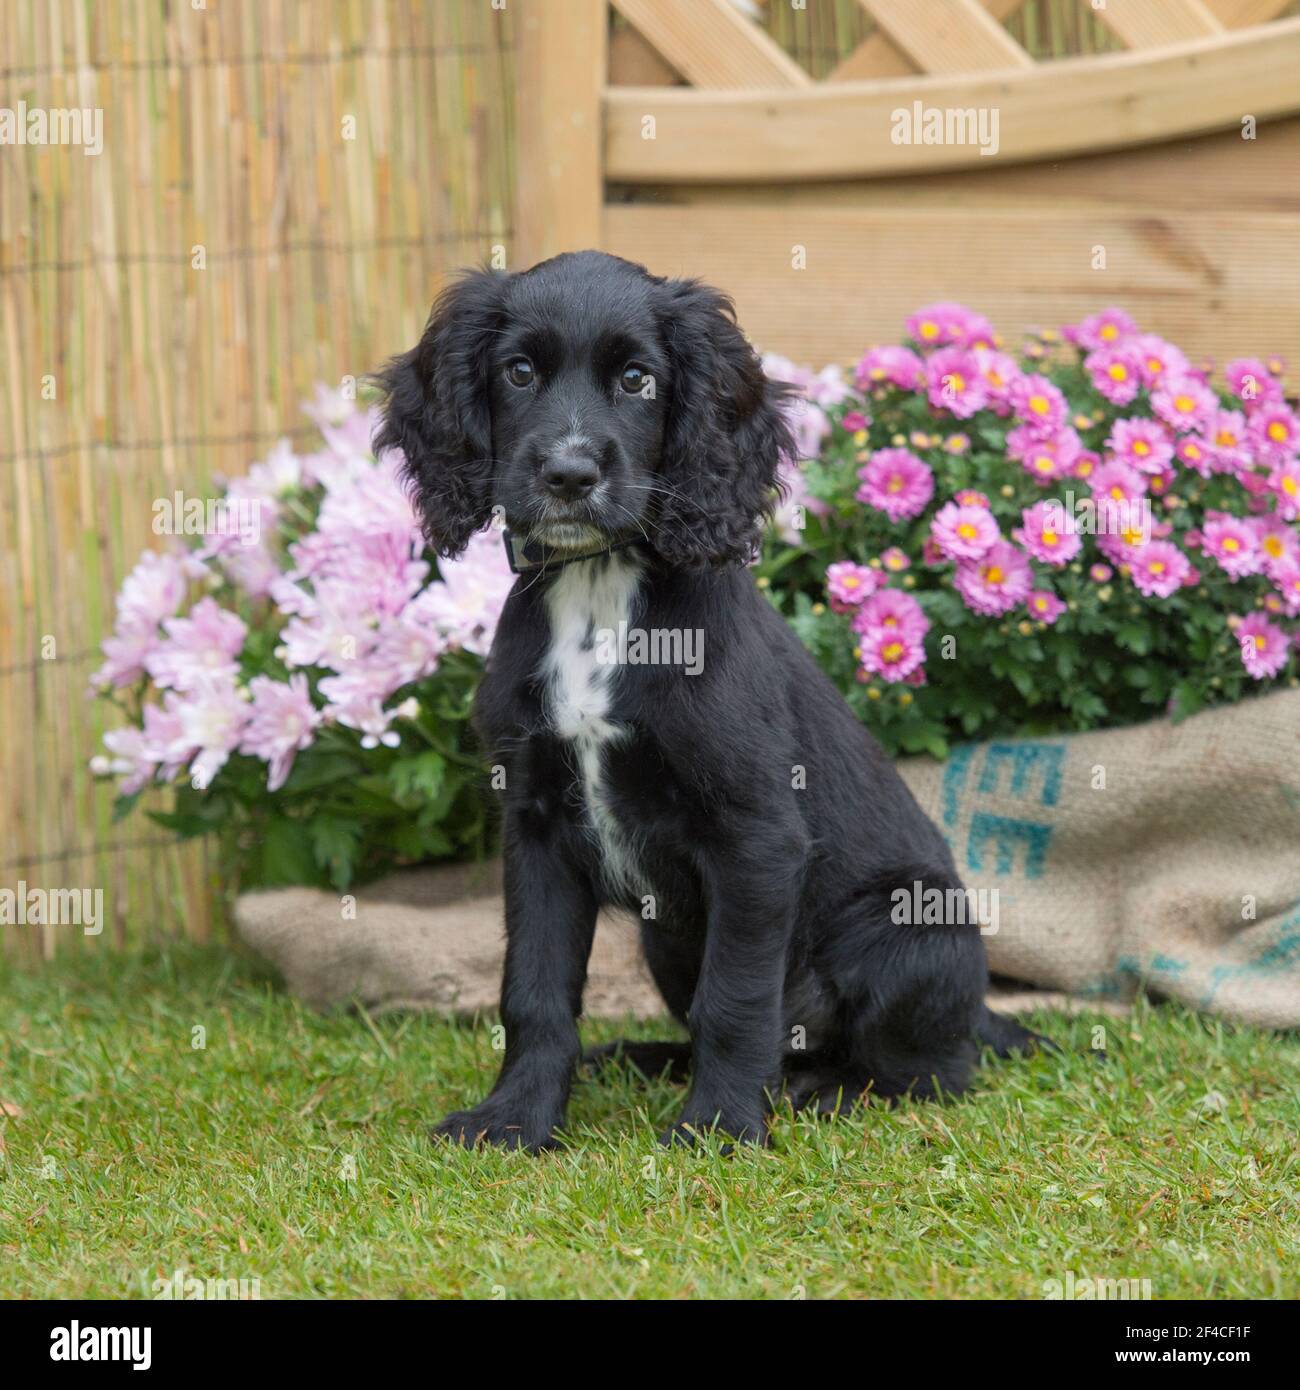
[430, 1103, 560, 1155]
[659, 1108, 769, 1150]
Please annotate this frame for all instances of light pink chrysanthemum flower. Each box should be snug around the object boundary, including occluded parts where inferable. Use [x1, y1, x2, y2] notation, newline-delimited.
[1026, 591, 1065, 624]
[851, 588, 930, 641]
[1107, 417, 1173, 474]
[1236, 613, 1290, 680]
[954, 489, 991, 510]
[318, 669, 402, 750]
[925, 348, 988, 419]
[781, 395, 831, 462]
[1089, 563, 1113, 583]
[115, 549, 191, 630]
[1151, 376, 1217, 433]
[1085, 346, 1143, 406]
[930, 502, 1000, 561]
[1090, 460, 1148, 504]
[1207, 409, 1251, 474]
[413, 528, 514, 655]
[953, 542, 1034, 617]
[165, 674, 251, 788]
[144, 597, 248, 693]
[92, 622, 158, 690]
[856, 448, 935, 522]
[1014, 502, 1081, 567]
[1201, 516, 1262, 578]
[93, 725, 159, 796]
[1010, 374, 1067, 435]
[240, 674, 322, 792]
[825, 561, 881, 610]
[907, 302, 982, 350]
[1254, 517, 1300, 577]
[1128, 540, 1192, 598]
[854, 345, 924, 392]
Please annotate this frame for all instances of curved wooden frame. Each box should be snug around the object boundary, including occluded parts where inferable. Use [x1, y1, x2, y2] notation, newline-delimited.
[605, 17, 1300, 183]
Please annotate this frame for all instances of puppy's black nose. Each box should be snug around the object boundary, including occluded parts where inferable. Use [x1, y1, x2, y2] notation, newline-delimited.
[542, 450, 599, 502]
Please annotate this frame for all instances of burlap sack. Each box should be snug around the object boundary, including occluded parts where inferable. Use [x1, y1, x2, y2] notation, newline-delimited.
[235, 689, 1300, 1028]
[897, 687, 1300, 1029]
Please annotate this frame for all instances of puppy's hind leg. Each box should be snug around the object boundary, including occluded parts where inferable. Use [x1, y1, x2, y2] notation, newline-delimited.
[977, 1005, 1058, 1057]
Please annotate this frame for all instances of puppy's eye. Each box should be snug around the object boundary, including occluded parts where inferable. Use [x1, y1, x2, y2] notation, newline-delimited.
[505, 358, 534, 389]
[619, 363, 648, 395]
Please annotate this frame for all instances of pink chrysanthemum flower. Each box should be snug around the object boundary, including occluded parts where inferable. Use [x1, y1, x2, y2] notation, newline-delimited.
[955, 489, 991, 509]
[1151, 376, 1217, 433]
[165, 674, 252, 788]
[856, 448, 935, 521]
[1236, 613, 1290, 680]
[1271, 560, 1300, 617]
[942, 433, 971, 455]
[1090, 563, 1113, 583]
[855, 345, 924, 391]
[1174, 435, 1213, 477]
[1128, 540, 1192, 599]
[1206, 409, 1251, 474]
[144, 597, 248, 693]
[841, 410, 870, 433]
[859, 627, 926, 683]
[931, 502, 1001, 561]
[851, 588, 930, 642]
[1131, 334, 1189, 388]
[1090, 460, 1148, 504]
[1251, 403, 1300, 465]
[1269, 459, 1300, 520]
[1007, 424, 1081, 484]
[953, 542, 1034, 617]
[925, 348, 988, 419]
[1107, 417, 1173, 474]
[973, 349, 1021, 413]
[1070, 308, 1138, 351]
[1071, 450, 1100, 482]
[1225, 357, 1283, 406]
[1010, 374, 1067, 434]
[907, 302, 991, 350]
[1085, 345, 1144, 406]
[825, 561, 881, 609]
[1026, 590, 1065, 624]
[91, 726, 158, 797]
[1201, 516, 1262, 578]
[1254, 517, 1300, 577]
[240, 674, 322, 792]
[880, 547, 911, 574]
[1014, 502, 1081, 567]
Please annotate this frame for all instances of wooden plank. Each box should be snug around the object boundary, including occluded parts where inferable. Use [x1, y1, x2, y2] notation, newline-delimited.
[1206, 0, 1293, 24]
[1091, 0, 1222, 49]
[605, 18, 1300, 181]
[610, 21, 681, 86]
[605, 200, 1300, 370]
[859, 0, 1032, 72]
[611, 0, 811, 88]
[830, 0, 1030, 81]
[516, 0, 606, 263]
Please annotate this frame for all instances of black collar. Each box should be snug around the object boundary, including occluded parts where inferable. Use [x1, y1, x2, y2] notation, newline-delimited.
[502, 528, 642, 575]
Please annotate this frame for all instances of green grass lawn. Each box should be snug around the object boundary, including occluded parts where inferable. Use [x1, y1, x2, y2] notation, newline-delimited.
[1, 943, 1297, 1299]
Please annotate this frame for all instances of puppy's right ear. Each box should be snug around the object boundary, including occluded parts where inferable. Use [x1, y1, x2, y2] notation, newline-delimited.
[373, 269, 505, 558]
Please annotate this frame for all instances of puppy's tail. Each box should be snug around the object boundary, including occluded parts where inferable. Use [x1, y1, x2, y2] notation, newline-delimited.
[977, 1005, 1059, 1057]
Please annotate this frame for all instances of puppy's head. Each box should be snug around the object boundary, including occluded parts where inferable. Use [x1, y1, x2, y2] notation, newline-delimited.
[374, 250, 793, 566]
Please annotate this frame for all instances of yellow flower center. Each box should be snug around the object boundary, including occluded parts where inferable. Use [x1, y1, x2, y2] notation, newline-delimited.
[1264, 536, 1284, 557]
[1101, 324, 1119, 341]
[920, 320, 939, 340]
[957, 523, 977, 540]
[1184, 443, 1201, 459]
[1216, 430, 1237, 447]
[887, 475, 904, 493]
[1222, 537, 1239, 552]
[1133, 440, 1150, 456]
[1255, 635, 1268, 651]
[870, 368, 886, 380]
[843, 576, 860, 589]
[1147, 357, 1163, 373]
[949, 372, 966, 393]
[1042, 530, 1059, 546]
[882, 641, 904, 663]
[1268, 422, 1289, 442]
[985, 566, 1005, 584]
[1035, 457, 1054, 472]
[1149, 561, 1165, 575]
[1108, 363, 1129, 382]
[1028, 395, 1050, 415]
[1282, 476, 1298, 495]
[1174, 395, 1194, 412]
[1110, 486, 1125, 500]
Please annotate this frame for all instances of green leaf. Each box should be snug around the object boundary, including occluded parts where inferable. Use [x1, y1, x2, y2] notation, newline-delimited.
[388, 750, 447, 806]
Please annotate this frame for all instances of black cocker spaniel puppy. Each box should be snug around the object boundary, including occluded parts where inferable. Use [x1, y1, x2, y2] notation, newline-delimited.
[376, 250, 1045, 1151]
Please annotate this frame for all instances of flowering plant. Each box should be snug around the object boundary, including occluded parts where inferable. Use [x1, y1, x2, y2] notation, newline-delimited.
[758, 305, 1300, 759]
[91, 389, 513, 891]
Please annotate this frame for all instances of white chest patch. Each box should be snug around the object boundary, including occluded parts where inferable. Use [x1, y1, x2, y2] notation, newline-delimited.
[542, 554, 649, 900]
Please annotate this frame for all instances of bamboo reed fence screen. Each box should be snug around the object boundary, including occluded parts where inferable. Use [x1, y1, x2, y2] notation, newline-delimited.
[1, 0, 513, 959]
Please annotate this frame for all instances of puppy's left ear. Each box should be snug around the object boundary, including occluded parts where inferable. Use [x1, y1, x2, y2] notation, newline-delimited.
[373, 268, 505, 558]
[653, 278, 795, 567]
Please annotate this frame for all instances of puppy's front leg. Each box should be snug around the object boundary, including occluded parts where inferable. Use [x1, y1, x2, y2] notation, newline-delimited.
[663, 840, 801, 1146]
[433, 818, 597, 1153]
